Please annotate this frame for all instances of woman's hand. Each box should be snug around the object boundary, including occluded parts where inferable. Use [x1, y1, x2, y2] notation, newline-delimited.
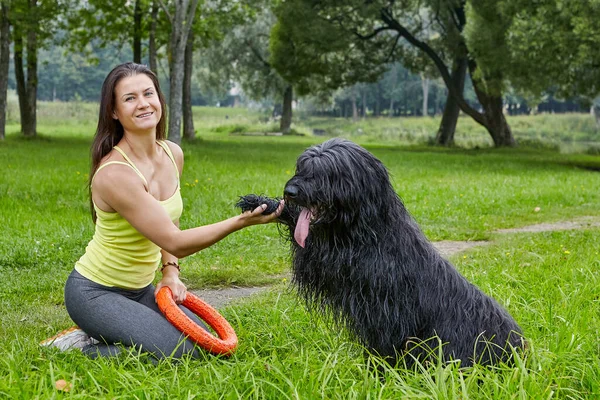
[155, 272, 187, 304]
[239, 200, 284, 227]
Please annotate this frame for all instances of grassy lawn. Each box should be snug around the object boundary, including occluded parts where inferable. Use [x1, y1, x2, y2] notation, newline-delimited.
[1, 108, 599, 398]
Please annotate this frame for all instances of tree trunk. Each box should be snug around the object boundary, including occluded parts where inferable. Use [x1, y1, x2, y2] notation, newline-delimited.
[133, 0, 142, 63]
[474, 87, 515, 147]
[13, 32, 27, 128]
[352, 95, 358, 121]
[167, 0, 199, 145]
[183, 29, 195, 140]
[421, 74, 429, 116]
[361, 89, 366, 119]
[149, 0, 158, 75]
[468, 61, 516, 147]
[168, 53, 185, 144]
[13, 1, 37, 137]
[592, 104, 600, 129]
[0, 2, 10, 140]
[24, 0, 37, 137]
[374, 84, 380, 116]
[389, 98, 394, 117]
[435, 57, 467, 146]
[280, 85, 293, 134]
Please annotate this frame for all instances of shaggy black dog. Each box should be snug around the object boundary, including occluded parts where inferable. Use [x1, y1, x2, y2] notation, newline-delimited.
[238, 138, 525, 368]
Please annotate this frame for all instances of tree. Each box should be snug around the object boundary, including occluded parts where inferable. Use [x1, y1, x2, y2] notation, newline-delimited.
[380, 63, 433, 117]
[12, 0, 39, 137]
[0, 0, 10, 140]
[182, 28, 195, 140]
[181, 0, 245, 139]
[466, 0, 600, 102]
[240, 7, 295, 133]
[36, 44, 132, 102]
[270, 3, 388, 96]
[63, 0, 165, 65]
[233, 8, 294, 133]
[163, 0, 199, 144]
[148, 0, 160, 73]
[200, 5, 296, 133]
[593, 99, 600, 129]
[294, 60, 451, 119]
[10, 0, 63, 137]
[271, 0, 517, 147]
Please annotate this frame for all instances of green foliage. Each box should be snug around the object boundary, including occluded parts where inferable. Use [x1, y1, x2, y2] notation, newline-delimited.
[10, 0, 66, 44]
[36, 44, 133, 102]
[66, 0, 136, 48]
[464, 0, 511, 96]
[465, 0, 600, 100]
[200, 5, 289, 104]
[270, 0, 390, 95]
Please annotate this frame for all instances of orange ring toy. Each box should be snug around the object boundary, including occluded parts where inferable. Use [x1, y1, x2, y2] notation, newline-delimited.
[156, 287, 238, 356]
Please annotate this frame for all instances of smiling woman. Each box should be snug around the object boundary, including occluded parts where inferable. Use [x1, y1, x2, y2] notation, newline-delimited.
[42, 62, 284, 360]
[112, 74, 162, 134]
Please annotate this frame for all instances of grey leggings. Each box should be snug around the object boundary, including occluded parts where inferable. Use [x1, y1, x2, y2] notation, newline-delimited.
[64, 269, 207, 360]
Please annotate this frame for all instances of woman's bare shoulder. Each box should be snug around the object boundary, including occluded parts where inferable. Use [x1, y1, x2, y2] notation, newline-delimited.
[163, 140, 184, 172]
[93, 161, 141, 190]
[163, 140, 183, 158]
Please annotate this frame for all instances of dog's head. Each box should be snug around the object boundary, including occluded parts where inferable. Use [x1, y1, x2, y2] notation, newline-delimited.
[284, 138, 400, 247]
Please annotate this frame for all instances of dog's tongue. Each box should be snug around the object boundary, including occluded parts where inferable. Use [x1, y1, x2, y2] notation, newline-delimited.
[294, 208, 312, 248]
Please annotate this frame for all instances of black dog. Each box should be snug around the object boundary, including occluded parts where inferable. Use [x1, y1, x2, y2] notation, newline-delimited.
[238, 138, 525, 367]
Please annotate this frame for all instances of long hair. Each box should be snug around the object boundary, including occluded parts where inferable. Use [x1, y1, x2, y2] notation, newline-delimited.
[88, 62, 167, 222]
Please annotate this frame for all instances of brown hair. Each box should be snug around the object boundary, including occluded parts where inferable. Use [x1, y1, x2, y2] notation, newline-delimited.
[88, 62, 167, 222]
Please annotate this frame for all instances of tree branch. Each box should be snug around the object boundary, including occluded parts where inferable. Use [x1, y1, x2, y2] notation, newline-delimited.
[447, 3, 461, 32]
[157, 0, 172, 23]
[244, 38, 271, 69]
[353, 26, 394, 41]
[379, 7, 485, 125]
[181, 0, 200, 43]
[385, 33, 401, 63]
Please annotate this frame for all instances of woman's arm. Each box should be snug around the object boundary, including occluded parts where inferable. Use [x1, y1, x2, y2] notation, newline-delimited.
[93, 165, 282, 259]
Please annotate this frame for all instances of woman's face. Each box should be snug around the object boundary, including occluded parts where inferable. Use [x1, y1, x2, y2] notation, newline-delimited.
[112, 74, 162, 135]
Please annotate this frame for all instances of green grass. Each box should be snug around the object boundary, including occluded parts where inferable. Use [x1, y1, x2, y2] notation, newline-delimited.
[1, 109, 600, 398]
[1, 231, 599, 398]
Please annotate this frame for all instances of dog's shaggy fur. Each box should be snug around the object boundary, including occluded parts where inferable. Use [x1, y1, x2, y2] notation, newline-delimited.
[275, 138, 524, 367]
[237, 138, 525, 367]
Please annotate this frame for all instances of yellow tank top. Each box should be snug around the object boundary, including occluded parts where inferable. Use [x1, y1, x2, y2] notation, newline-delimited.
[75, 141, 183, 289]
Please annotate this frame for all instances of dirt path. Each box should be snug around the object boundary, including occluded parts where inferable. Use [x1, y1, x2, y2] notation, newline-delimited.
[192, 216, 600, 309]
[495, 216, 600, 233]
[192, 286, 271, 310]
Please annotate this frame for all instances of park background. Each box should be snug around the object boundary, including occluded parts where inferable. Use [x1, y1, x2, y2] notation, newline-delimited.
[1, 0, 600, 398]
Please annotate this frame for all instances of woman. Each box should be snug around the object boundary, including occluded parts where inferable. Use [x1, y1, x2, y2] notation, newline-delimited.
[43, 62, 283, 359]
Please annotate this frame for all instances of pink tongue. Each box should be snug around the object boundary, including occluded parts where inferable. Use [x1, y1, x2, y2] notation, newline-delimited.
[294, 208, 312, 248]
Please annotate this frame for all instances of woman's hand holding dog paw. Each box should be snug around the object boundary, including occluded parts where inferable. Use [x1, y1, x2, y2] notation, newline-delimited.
[240, 200, 284, 226]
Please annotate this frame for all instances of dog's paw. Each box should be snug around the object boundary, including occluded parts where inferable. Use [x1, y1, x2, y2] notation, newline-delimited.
[235, 194, 281, 215]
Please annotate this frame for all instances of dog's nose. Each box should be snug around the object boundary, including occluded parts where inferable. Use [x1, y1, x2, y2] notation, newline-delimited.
[284, 185, 298, 198]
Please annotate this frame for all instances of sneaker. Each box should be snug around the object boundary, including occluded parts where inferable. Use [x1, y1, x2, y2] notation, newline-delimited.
[40, 326, 97, 351]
